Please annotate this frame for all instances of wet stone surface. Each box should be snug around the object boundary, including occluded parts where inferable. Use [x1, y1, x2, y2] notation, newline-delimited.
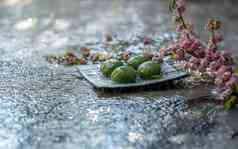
[0, 0, 238, 149]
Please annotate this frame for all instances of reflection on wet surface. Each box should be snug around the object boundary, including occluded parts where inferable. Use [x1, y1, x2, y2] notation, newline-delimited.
[0, 0, 238, 149]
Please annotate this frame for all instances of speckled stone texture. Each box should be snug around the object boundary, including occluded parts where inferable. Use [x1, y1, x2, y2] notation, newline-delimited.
[0, 0, 238, 149]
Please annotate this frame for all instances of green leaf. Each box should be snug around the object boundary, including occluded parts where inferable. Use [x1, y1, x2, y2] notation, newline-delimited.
[74, 59, 81, 65]
[172, 0, 177, 9]
[232, 83, 238, 94]
[169, 0, 176, 12]
[174, 16, 183, 23]
[234, 66, 238, 75]
[224, 96, 237, 110]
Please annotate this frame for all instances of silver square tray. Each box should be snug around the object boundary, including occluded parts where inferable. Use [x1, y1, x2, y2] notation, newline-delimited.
[78, 61, 189, 90]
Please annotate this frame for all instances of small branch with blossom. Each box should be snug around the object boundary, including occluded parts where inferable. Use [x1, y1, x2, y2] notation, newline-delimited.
[167, 0, 238, 109]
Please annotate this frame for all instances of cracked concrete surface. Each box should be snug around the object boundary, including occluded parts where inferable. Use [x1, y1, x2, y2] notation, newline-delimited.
[0, 0, 238, 149]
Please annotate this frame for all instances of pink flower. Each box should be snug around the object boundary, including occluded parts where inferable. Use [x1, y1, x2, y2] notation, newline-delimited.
[143, 36, 152, 45]
[212, 33, 223, 44]
[176, 0, 186, 13]
[199, 58, 209, 71]
[216, 65, 227, 76]
[205, 48, 216, 55]
[209, 61, 220, 71]
[222, 71, 232, 82]
[180, 40, 191, 49]
[192, 48, 205, 58]
[200, 58, 209, 65]
[213, 51, 221, 60]
[205, 49, 218, 61]
[215, 76, 224, 88]
[176, 24, 185, 32]
[219, 51, 233, 64]
[189, 56, 200, 65]
[188, 62, 197, 70]
[175, 49, 185, 60]
[159, 48, 167, 57]
[190, 39, 201, 49]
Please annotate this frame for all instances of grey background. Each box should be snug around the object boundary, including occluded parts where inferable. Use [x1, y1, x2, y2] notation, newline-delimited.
[0, 0, 238, 149]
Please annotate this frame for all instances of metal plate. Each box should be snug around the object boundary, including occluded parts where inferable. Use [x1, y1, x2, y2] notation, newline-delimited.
[78, 61, 189, 90]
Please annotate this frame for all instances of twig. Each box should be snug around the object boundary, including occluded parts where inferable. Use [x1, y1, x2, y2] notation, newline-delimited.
[231, 131, 238, 139]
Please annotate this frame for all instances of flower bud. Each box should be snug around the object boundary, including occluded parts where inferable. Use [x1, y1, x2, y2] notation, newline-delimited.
[209, 61, 220, 71]
[222, 71, 232, 82]
[175, 49, 185, 61]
